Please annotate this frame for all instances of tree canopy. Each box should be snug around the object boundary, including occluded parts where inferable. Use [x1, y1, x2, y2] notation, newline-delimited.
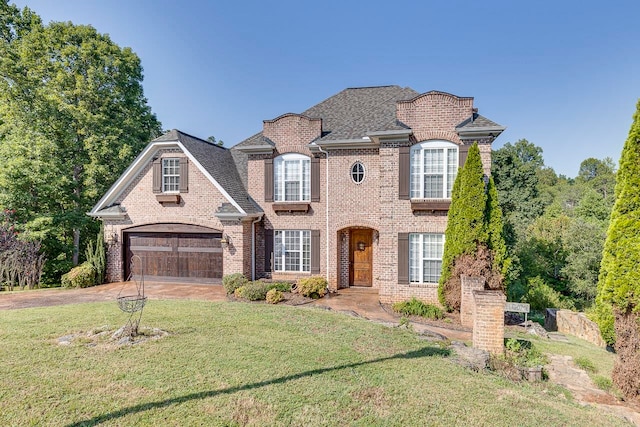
[0, 2, 161, 281]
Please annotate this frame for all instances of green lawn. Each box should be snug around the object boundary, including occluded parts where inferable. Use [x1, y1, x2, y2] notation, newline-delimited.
[0, 301, 628, 426]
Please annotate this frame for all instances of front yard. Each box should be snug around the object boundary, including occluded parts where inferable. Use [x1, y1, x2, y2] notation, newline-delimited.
[0, 300, 630, 426]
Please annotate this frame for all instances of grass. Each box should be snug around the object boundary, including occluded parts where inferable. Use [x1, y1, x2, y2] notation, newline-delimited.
[0, 300, 629, 426]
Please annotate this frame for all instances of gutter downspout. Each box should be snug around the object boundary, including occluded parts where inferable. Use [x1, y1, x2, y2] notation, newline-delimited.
[315, 144, 330, 285]
[251, 214, 263, 281]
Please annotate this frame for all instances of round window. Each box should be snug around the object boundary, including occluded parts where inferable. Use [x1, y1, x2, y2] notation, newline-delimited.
[351, 162, 365, 184]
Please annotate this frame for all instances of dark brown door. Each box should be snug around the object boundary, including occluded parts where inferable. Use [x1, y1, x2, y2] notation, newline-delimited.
[349, 229, 372, 287]
[125, 232, 222, 283]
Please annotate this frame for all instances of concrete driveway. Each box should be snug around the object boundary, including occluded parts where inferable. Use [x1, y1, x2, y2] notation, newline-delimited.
[0, 282, 226, 310]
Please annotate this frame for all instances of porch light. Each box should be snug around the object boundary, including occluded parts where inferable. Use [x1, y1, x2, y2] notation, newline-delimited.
[220, 234, 231, 249]
[357, 241, 366, 251]
[106, 231, 118, 244]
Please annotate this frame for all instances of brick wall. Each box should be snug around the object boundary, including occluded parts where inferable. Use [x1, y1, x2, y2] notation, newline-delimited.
[263, 114, 322, 149]
[460, 276, 485, 327]
[102, 148, 245, 282]
[472, 290, 506, 354]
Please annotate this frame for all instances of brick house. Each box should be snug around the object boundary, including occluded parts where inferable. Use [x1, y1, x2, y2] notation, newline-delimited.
[89, 85, 504, 304]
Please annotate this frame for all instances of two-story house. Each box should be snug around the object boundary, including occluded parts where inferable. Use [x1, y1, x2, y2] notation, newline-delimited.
[89, 85, 504, 304]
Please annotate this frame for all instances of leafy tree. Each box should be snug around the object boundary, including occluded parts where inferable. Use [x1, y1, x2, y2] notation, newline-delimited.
[439, 143, 508, 309]
[207, 135, 224, 146]
[0, 7, 161, 281]
[492, 139, 545, 237]
[596, 99, 640, 400]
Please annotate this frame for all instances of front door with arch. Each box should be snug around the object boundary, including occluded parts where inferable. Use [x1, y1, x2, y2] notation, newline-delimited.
[349, 229, 373, 287]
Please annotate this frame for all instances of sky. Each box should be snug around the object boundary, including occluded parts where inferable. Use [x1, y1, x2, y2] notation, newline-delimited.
[12, 0, 640, 178]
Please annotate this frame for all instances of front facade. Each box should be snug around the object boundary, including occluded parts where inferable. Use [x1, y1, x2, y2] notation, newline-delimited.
[90, 86, 504, 304]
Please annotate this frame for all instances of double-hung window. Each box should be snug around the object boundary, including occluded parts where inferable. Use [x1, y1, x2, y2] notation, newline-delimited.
[409, 233, 444, 284]
[162, 158, 180, 192]
[274, 230, 310, 272]
[274, 154, 310, 202]
[410, 141, 458, 199]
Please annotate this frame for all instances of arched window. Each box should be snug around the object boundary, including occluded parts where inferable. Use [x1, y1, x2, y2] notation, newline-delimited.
[410, 140, 458, 199]
[274, 153, 310, 202]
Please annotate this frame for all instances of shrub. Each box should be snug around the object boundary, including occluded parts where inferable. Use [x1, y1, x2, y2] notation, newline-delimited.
[85, 230, 106, 285]
[266, 289, 283, 304]
[61, 262, 96, 288]
[586, 301, 615, 346]
[504, 338, 548, 368]
[266, 281, 292, 293]
[522, 276, 575, 311]
[223, 273, 248, 295]
[392, 297, 444, 320]
[297, 276, 327, 298]
[234, 281, 269, 301]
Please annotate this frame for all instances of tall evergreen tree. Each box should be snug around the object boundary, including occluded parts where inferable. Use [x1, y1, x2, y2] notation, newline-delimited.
[439, 143, 508, 309]
[597, 99, 640, 400]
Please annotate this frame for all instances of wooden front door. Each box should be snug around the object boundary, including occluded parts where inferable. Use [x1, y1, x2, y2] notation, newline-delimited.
[349, 229, 373, 287]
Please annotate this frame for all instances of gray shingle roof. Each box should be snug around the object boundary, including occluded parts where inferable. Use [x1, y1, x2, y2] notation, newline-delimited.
[233, 85, 419, 149]
[156, 130, 262, 215]
[456, 113, 505, 131]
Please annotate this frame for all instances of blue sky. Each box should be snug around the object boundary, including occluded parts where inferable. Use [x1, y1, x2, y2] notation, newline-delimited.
[14, 0, 640, 177]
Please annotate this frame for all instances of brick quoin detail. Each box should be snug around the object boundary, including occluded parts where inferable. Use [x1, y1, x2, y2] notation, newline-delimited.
[472, 290, 506, 355]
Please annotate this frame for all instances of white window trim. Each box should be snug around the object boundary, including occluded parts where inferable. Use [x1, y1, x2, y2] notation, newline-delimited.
[274, 153, 310, 202]
[410, 140, 458, 200]
[409, 233, 444, 284]
[274, 230, 311, 273]
[162, 158, 180, 193]
[350, 161, 365, 184]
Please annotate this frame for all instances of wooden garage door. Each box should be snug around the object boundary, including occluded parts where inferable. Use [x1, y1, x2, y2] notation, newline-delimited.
[124, 232, 223, 283]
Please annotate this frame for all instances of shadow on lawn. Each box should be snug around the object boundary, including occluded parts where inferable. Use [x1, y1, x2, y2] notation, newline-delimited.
[67, 346, 449, 426]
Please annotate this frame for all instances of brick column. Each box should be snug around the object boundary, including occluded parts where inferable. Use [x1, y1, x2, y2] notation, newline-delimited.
[472, 290, 506, 355]
[460, 275, 485, 327]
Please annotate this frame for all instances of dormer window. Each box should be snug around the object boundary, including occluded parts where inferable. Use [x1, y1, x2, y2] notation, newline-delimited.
[162, 158, 180, 193]
[410, 141, 458, 199]
[274, 153, 310, 202]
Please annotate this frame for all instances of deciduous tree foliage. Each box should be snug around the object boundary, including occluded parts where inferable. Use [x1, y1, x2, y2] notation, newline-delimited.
[597, 99, 640, 400]
[0, 3, 161, 281]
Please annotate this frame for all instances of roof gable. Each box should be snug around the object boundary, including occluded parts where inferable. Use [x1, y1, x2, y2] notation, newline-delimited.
[90, 130, 261, 217]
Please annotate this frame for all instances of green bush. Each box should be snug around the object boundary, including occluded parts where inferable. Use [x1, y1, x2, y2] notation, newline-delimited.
[223, 273, 249, 295]
[266, 289, 284, 304]
[586, 300, 615, 347]
[61, 262, 96, 289]
[234, 281, 269, 301]
[392, 297, 444, 320]
[266, 281, 292, 293]
[504, 338, 548, 368]
[297, 276, 327, 298]
[522, 276, 575, 311]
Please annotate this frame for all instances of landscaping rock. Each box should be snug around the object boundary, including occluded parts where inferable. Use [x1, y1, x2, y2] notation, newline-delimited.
[449, 341, 489, 371]
[525, 321, 550, 339]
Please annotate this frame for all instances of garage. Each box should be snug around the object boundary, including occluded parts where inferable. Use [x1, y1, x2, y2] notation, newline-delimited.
[123, 224, 223, 284]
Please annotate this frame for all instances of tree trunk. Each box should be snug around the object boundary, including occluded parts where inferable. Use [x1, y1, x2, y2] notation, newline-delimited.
[73, 228, 80, 266]
[612, 308, 640, 401]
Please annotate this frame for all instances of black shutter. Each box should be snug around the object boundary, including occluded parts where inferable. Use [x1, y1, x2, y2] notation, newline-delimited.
[311, 230, 320, 274]
[179, 157, 189, 193]
[399, 146, 410, 199]
[265, 159, 274, 202]
[398, 233, 409, 284]
[264, 229, 273, 273]
[152, 159, 162, 193]
[458, 144, 469, 168]
[311, 157, 320, 202]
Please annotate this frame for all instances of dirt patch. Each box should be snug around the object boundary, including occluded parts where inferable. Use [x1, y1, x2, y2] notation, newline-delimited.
[56, 325, 170, 349]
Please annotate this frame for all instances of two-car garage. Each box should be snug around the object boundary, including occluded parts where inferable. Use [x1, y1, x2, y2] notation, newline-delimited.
[123, 224, 223, 284]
